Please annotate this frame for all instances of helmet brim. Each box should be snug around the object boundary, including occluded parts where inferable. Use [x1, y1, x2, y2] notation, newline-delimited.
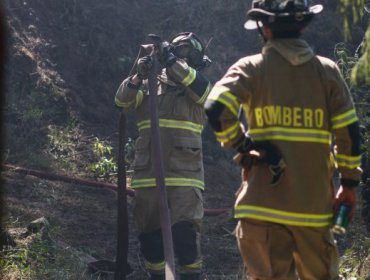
[244, 4, 323, 30]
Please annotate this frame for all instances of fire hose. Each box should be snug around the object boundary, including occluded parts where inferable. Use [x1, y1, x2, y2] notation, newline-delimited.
[2, 163, 229, 217]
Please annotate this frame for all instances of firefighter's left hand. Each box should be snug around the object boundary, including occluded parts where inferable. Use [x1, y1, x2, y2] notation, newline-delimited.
[157, 42, 177, 66]
[137, 55, 153, 80]
[334, 186, 357, 221]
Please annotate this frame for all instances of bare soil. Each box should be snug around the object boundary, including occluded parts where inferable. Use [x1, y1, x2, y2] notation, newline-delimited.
[2, 157, 245, 279]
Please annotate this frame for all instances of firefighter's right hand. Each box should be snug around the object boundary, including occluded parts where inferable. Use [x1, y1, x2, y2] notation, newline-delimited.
[233, 136, 257, 169]
[137, 55, 153, 80]
[233, 150, 261, 169]
[334, 185, 357, 221]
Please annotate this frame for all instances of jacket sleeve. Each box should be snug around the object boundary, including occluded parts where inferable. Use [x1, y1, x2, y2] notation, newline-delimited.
[114, 76, 145, 111]
[329, 64, 362, 187]
[167, 59, 212, 105]
[204, 59, 252, 149]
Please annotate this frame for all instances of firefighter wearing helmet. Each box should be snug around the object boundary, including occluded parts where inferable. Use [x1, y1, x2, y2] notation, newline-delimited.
[115, 32, 212, 280]
[205, 0, 362, 279]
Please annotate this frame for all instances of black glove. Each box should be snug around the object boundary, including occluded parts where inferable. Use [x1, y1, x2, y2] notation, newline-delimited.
[235, 135, 254, 154]
[157, 42, 177, 67]
[233, 135, 256, 169]
[257, 142, 285, 186]
[137, 55, 153, 80]
[235, 138, 286, 186]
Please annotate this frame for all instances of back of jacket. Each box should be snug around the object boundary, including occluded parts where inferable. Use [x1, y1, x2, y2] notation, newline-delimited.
[206, 39, 361, 227]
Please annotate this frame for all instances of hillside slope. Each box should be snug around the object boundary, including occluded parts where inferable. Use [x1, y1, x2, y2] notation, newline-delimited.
[2, 0, 370, 279]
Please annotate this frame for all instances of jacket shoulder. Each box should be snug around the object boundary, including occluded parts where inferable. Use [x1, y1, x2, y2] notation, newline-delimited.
[236, 54, 264, 67]
[228, 54, 264, 75]
[314, 55, 339, 70]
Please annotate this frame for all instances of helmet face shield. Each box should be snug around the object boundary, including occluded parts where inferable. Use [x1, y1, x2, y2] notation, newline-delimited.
[170, 32, 210, 69]
[173, 43, 192, 59]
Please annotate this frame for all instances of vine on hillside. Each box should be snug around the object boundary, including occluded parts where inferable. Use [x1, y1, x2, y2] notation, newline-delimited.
[339, 0, 365, 36]
[339, 0, 370, 85]
[89, 137, 117, 179]
[334, 42, 370, 232]
[351, 27, 370, 85]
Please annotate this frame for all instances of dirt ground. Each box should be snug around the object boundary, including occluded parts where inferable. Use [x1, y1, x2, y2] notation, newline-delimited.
[3, 163, 370, 280]
[2, 157, 245, 279]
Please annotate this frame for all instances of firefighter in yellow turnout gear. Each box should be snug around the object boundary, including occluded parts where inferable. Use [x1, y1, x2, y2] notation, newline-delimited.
[115, 32, 211, 280]
[204, 1, 362, 279]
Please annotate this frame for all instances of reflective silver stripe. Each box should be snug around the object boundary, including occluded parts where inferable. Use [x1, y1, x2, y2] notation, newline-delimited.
[336, 153, 362, 168]
[331, 109, 358, 129]
[234, 205, 333, 227]
[137, 119, 203, 134]
[131, 177, 205, 190]
[249, 127, 331, 144]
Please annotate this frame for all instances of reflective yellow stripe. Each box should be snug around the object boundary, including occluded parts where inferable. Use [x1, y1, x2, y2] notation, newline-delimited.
[234, 205, 333, 227]
[249, 127, 331, 144]
[115, 97, 133, 108]
[336, 153, 361, 168]
[215, 122, 241, 143]
[146, 261, 165, 272]
[137, 119, 203, 134]
[331, 109, 358, 129]
[115, 90, 144, 109]
[196, 83, 211, 104]
[114, 97, 125, 107]
[131, 177, 205, 190]
[183, 258, 203, 269]
[208, 89, 239, 116]
[182, 67, 196, 86]
[135, 90, 144, 108]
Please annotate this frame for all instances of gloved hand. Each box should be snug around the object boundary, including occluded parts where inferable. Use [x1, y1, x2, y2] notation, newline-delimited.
[334, 185, 357, 221]
[235, 138, 286, 186]
[233, 136, 260, 172]
[268, 158, 286, 186]
[137, 55, 153, 80]
[157, 41, 177, 67]
[252, 141, 285, 185]
[235, 136, 254, 154]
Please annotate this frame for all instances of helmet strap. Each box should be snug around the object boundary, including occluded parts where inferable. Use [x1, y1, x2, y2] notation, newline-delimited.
[256, 21, 267, 42]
